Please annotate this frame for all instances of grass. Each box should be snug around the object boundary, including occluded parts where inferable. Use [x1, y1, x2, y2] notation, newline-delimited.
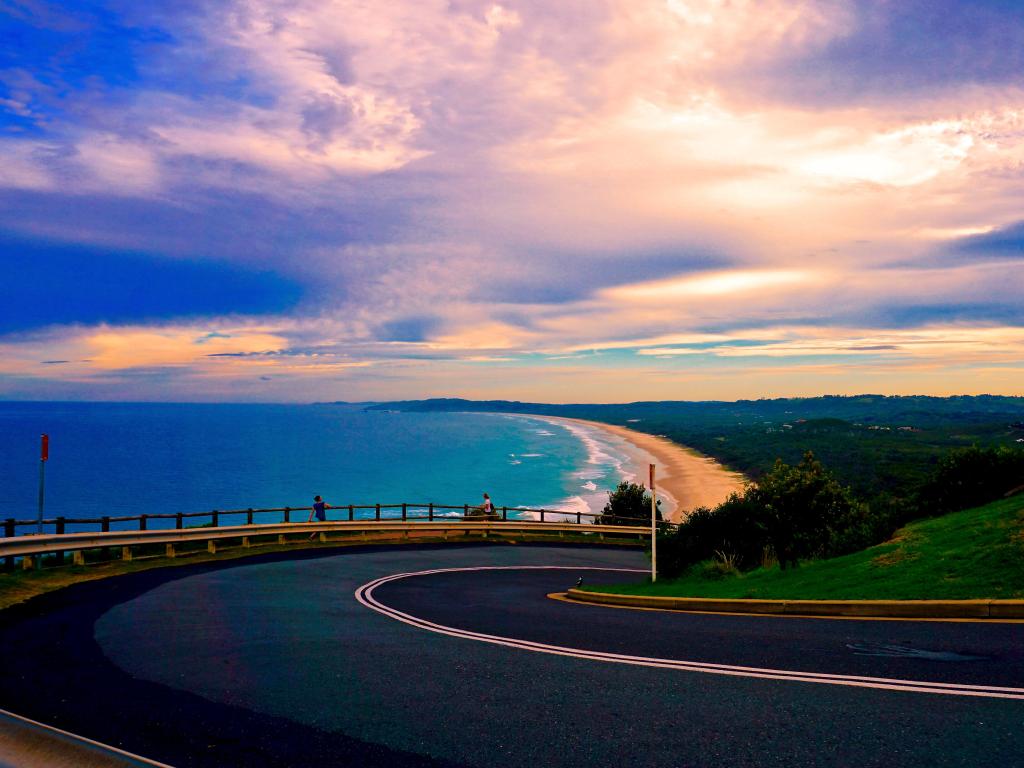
[0, 530, 641, 611]
[585, 495, 1024, 600]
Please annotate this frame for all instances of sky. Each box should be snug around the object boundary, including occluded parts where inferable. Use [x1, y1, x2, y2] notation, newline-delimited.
[1, 0, 1023, 403]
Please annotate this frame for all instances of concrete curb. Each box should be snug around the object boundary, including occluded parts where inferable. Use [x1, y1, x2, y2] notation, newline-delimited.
[565, 589, 1024, 619]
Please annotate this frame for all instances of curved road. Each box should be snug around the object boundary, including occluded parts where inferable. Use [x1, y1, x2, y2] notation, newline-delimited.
[1, 543, 1021, 767]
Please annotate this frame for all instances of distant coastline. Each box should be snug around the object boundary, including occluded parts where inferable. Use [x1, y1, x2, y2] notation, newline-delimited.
[526, 415, 747, 523]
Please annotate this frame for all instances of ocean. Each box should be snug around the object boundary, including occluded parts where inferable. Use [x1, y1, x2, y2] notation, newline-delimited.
[0, 402, 638, 531]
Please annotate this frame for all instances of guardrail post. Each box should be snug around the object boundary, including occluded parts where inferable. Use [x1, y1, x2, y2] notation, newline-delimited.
[247, 508, 254, 525]
[208, 540, 217, 554]
[348, 504, 354, 521]
[165, 543, 176, 559]
[140, 514, 148, 531]
[101, 516, 110, 533]
[73, 550, 85, 566]
[375, 504, 381, 521]
[121, 546, 132, 562]
[22, 555, 34, 571]
[428, 503, 434, 521]
[176, 513, 183, 529]
[284, 507, 291, 523]
[55, 516, 66, 566]
[402, 503, 407, 521]
[212, 510, 219, 527]
[4, 519, 14, 571]
[242, 536, 251, 549]
[502, 506, 507, 521]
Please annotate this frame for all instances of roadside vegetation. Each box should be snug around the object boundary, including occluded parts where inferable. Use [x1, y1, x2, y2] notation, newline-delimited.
[585, 440, 1024, 599]
[585, 494, 1024, 600]
[595, 480, 662, 525]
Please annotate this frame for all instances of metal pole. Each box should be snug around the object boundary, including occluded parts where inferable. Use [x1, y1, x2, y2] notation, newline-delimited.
[650, 463, 657, 583]
[37, 434, 48, 535]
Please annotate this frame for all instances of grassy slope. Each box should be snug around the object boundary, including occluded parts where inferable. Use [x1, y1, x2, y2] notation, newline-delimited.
[587, 495, 1024, 600]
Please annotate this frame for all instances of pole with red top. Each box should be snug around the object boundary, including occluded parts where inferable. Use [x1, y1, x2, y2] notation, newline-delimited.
[37, 434, 48, 535]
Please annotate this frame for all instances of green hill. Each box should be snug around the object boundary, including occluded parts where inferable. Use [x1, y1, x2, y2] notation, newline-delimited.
[587, 494, 1024, 600]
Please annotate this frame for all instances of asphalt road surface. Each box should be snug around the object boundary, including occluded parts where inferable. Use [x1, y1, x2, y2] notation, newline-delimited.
[0, 543, 1021, 767]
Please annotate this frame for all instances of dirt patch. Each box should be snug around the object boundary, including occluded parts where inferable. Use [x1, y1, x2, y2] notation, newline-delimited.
[871, 548, 920, 567]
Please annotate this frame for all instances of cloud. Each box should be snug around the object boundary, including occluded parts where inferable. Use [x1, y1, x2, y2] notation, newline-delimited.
[2, 0, 1024, 400]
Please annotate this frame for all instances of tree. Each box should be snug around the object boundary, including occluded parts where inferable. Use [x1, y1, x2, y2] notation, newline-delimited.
[750, 451, 863, 569]
[917, 446, 1024, 516]
[595, 481, 662, 526]
[659, 451, 865, 577]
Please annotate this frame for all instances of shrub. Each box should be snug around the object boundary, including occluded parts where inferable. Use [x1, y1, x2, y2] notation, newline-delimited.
[595, 481, 662, 526]
[659, 451, 864, 576]
[916, 446, 1024, 517]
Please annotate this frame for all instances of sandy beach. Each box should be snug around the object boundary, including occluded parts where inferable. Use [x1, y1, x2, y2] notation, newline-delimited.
[534, 416, 747, 523]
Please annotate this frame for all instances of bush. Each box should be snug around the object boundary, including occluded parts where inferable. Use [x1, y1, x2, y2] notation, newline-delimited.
[751, 452, 867, 568]
[595, 481, 662, 526]
[916, 446, 1024, 517]
[659, 451, 865, 577]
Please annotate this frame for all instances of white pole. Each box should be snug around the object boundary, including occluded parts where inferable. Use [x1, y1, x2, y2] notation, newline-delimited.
[649, 463, 657, 583]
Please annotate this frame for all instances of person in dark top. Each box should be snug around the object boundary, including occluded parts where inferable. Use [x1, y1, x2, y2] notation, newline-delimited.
[307, 495, 330, 541]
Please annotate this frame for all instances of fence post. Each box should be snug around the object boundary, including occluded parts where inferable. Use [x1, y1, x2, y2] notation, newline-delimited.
[140, 514, 147, 531]
[284, 507, 291, 523]
[4, 519, 14, 571]
[428, 503, 434, 521]
[212, 510, 219, 527]
[348, 505, 354, 521]
[247, 508, 254, 526]
[101, 516, 110, 532]
[402, 503, 407, 522]
[576, 509, 581, 525]
[464, 504, 469, 518]
[375, 503, 381, 521]
[502, 506, 507, 521]
[176, 513, 183, 529]
[541, 509, 545, 523]
[53, 516, 65, 566]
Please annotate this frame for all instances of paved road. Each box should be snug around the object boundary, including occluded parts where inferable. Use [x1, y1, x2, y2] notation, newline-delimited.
[1, 543, 1022, 767]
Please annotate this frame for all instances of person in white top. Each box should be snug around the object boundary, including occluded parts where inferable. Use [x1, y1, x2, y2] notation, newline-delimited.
[482, 492, 494, 517]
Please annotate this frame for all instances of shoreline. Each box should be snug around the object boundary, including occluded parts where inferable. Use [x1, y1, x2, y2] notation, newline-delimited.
[530, 415, 747, 523]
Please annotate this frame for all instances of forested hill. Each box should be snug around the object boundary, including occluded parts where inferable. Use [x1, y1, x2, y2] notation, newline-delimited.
[363, 395, 1024, 502]
[366, 394, 1024, 425]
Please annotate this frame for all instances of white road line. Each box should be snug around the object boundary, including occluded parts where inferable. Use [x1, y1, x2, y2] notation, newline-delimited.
[354, 566, 1024, 700]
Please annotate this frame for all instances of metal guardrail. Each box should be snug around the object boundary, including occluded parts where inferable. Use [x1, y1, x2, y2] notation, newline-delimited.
[1, 519, 655, 570]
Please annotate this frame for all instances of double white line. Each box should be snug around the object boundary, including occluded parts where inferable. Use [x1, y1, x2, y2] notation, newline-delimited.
[355, 565, 1024, 700]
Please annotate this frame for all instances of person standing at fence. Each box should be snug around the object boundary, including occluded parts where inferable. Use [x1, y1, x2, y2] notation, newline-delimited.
[482, 492, 494, 519]
[307, 495, 330, 541]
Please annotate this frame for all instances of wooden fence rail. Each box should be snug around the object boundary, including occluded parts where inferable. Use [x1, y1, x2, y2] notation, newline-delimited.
[3, 502, 669, 533]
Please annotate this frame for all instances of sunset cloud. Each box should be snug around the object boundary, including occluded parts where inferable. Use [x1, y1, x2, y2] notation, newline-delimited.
[1, 1, 1023, 401]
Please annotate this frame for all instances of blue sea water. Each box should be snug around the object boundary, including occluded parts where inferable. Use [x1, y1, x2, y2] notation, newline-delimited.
[0, 403, 636, 530]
